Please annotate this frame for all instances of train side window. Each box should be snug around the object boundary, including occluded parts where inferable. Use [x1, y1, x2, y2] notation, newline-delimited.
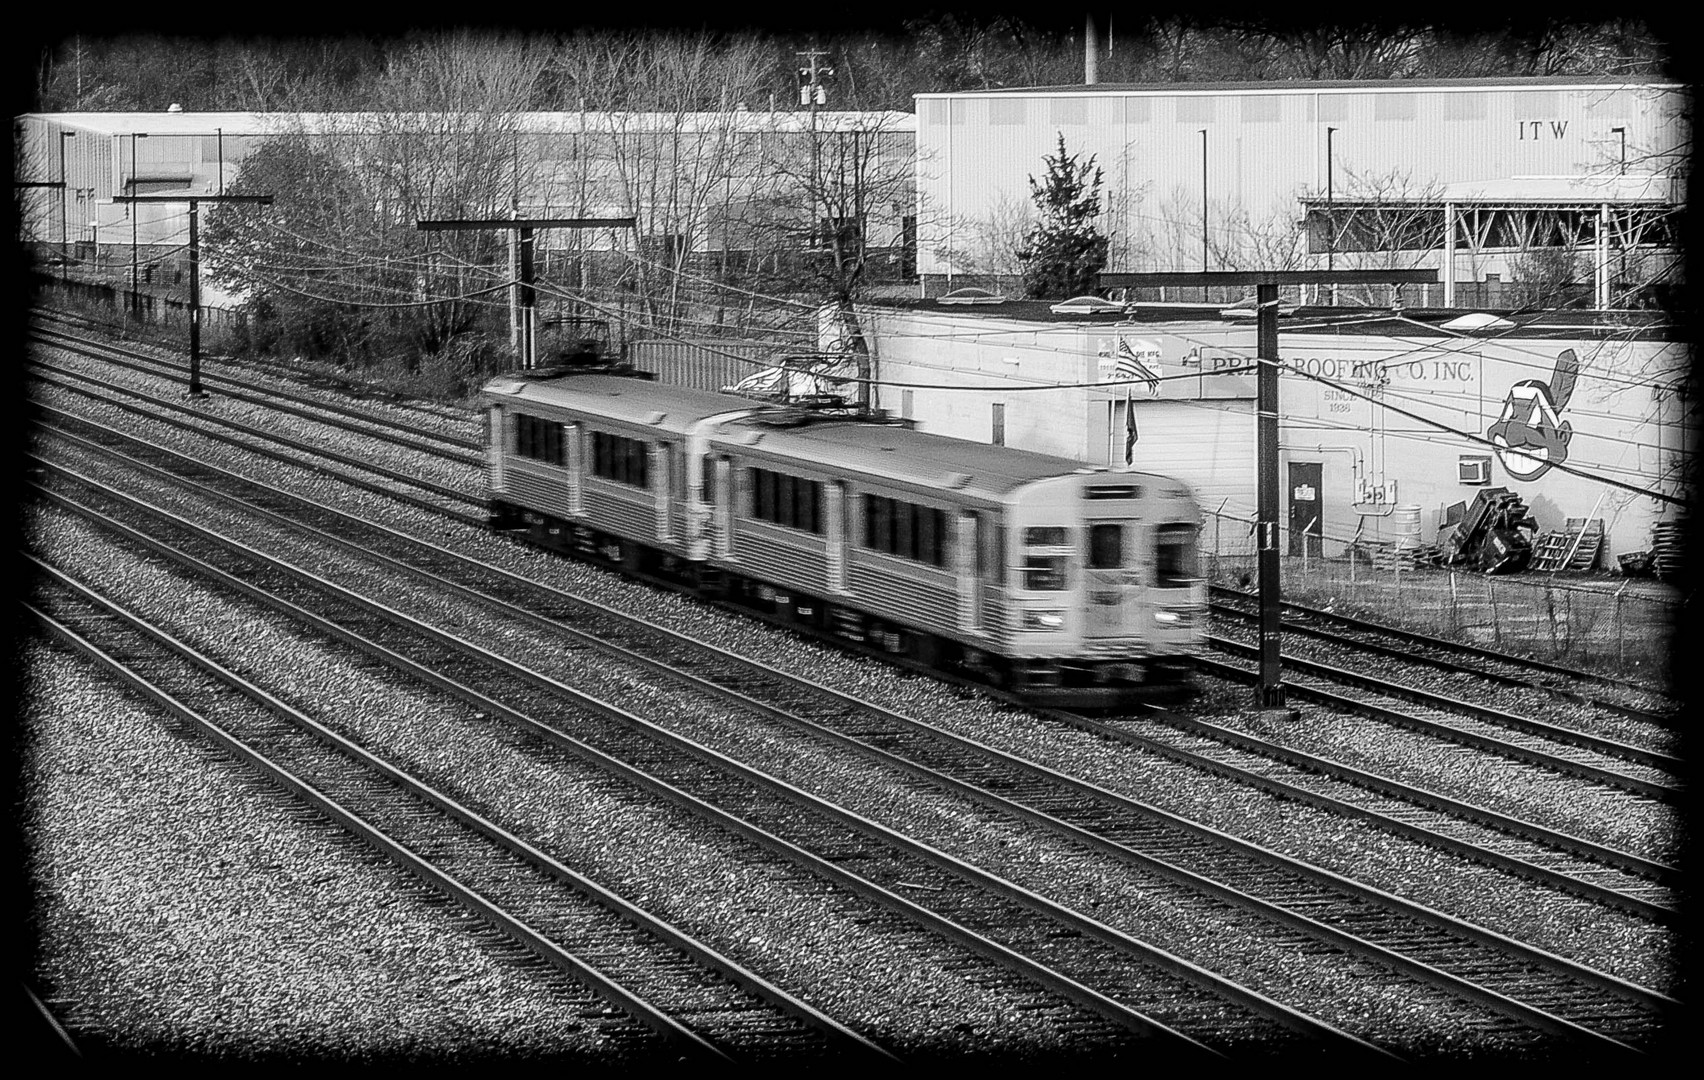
[893, 501, 915, 559]
[1155, 523, 1201, 585]
[590, 430, 650, 488]
[1089, 523, 1124, 569]
[700, 455, 716, 505]
[1023, 556, 1068, 590]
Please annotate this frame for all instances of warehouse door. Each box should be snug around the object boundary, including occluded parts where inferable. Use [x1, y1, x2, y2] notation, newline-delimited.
[1288, 462, 1323, 557]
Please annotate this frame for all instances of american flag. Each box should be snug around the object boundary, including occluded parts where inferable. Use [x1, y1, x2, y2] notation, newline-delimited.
[1112, 337, 1161, 395]
[1124, 385, 1139, 465]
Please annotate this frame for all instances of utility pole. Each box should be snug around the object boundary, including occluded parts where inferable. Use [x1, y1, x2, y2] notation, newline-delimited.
[60, 131, 76, 279]
[116, 193, 274, 397]
[418, 217, 636, 369]
[130, 133, 147, 317]
[798, 47, 833, 252]
[1099, 268, 1436, 714]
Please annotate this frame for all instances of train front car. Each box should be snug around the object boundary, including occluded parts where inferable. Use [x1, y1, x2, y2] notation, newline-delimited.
[1004, 472, 1207, 707]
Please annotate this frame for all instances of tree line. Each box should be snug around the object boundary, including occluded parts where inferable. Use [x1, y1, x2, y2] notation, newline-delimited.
[34, 16, 1671, 115]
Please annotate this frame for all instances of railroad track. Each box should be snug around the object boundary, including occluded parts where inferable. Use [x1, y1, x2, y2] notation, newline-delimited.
[31, 472, 1359, 1060]
[32, 409, 1681, 899]
[1210, 586, 1676, 714]
[1210, 590, 1678, 737]
[26, 432, 1675, 1058]
[23, 316, 1676, 1049]
[28, 310, 476, 428]
[1197, 640, 1680, 803]
[27, 563, 890, 1067]
[28, 369, 485, 527]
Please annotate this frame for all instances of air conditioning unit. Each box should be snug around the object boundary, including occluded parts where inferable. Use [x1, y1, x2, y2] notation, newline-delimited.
[1459, 456, 1492, 485]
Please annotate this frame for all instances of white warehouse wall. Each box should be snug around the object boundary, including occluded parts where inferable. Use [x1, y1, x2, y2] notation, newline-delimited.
[916, 77, 1687, 282]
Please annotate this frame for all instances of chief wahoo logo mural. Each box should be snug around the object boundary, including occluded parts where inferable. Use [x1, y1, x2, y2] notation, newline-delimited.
[1486, 348, 1579, 481]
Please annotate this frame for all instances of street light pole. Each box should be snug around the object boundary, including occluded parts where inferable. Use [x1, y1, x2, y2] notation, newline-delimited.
[59, 131, 75, 280]
[129, 132, 148, 317]
[1326, 126, 1337, 305]
[1199, 128, 1208, 301]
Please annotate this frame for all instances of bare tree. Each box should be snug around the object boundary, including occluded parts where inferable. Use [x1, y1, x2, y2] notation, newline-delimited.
[205, 31, 551, 377]
[547, 31, 773, 334]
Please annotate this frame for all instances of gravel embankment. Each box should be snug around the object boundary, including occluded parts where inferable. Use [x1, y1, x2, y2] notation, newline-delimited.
[22, 344, 1684, 1053]
[17, 641, 647, 1064]
[25, 507, 1119, 1060]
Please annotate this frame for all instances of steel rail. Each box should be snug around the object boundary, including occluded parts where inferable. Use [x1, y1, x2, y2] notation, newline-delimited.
[29, 418, 1677, 922]
[30, 326, 482, 459]
[1209, 585, 1675, 699]
[32, 480, 1377, 1059]
[1210, 597, 1674, 727]
[39, 434, 1673, 1032]
[29, 398, 484, 529]
[1201, 644, 1678, 802]
[25, 590, 742, 1064]
[28, 362, 476, 506]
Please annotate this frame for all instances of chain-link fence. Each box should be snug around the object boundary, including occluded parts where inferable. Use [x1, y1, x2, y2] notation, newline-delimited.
[1202, 508, 1677, 682]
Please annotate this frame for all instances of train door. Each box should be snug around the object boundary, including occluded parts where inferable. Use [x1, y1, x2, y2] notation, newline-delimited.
[565, 421, 584, 516]
[713, 456, 734, 557]
[652, 442, 672, 542]
[825, 481, 848, 594]
[1083, 519, 1142, 638]
[486, 406, 505, 492]
[1288, 461, 1322, 557]
[955, 510, 980, 632]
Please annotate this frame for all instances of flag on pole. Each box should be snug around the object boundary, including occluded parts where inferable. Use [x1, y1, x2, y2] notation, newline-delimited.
[1113, 336, 1162, 395]
[1124, 384, 1138, 466]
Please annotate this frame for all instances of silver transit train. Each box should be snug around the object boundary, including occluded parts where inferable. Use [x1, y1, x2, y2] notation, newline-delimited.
[481, 364, 1206, 708]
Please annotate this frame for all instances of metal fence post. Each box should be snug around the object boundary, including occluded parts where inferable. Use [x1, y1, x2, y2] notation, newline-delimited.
[1488, 578, 1501, 647]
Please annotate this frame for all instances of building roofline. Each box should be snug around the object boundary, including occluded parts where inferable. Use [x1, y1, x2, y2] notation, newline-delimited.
[916, 75, 1679, 98]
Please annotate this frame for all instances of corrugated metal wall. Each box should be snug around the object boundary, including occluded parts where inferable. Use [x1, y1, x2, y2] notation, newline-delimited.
[628, 338, 777, 393]
[919, 81, 1683, 277]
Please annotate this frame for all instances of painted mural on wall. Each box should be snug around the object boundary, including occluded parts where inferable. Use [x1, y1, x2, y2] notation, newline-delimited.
[1485, 348, 1579, 482]
[1096, 335, 1164, 396]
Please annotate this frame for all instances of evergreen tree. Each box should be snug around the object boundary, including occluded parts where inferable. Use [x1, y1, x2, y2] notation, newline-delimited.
[1016, 134, 1109, 299]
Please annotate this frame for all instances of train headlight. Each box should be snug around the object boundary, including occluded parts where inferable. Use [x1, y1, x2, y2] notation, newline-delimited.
[1021, 609, 1066, 631]
[1153, 609, 1184, 626]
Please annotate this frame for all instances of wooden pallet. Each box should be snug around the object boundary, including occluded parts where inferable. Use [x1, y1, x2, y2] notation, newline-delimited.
[1533, 518, 1604, 572]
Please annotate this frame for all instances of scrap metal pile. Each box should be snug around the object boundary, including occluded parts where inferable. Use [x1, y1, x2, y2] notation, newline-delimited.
[1438, 488, 1539, 574]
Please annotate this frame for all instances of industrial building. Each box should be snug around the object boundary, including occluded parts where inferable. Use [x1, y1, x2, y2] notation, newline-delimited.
[851, 296, 1687, 563]
[14, 108, 918, 281]
[916, 77, 1686, 308]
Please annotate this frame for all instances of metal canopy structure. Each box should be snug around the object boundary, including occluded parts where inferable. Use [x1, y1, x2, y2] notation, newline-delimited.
[1098, 269, 1437, 711]
[1296, 178, 1680, 308]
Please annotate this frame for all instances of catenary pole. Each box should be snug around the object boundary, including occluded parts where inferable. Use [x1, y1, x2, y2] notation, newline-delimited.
[116, 193, 273, 396]
[418, 217, 636, 369]
[1100, 269, 1435, 711]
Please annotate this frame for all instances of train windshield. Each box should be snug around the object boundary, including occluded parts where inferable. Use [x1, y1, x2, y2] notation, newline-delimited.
[1022, 556, 1068, 590]
[1154, 523, 1200, 586]
[1088, 523, 1124, 569]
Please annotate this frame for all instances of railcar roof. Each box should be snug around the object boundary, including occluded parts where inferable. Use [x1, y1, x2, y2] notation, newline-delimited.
[713, 413, 1166, 500]
[482, 371, 762, 429]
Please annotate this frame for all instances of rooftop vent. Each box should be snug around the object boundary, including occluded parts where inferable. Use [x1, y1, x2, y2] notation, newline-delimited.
[1219, 296, 1298, 320]
[1049, 295, 1125, 315]
[939, 287, 1007, 305]
[1441, 312, 1517, 332]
